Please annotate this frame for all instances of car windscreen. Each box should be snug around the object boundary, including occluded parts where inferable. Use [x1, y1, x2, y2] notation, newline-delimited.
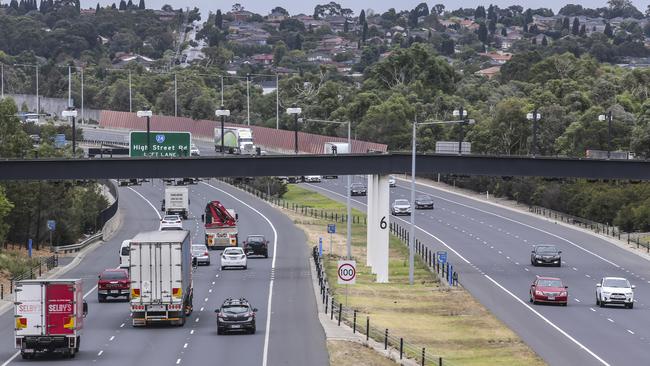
[395, 200, 409, 205]
[248, 236, 264, 243]
[224, 248, 243, 255]
[100, 271, 127, 280]
[221, 306, 249, 314]
[121, 247, 130, 255]
[537, 279, 563, 287]
[603, 278, 630, 288]
[351, 184, 363, 188]
[192, 246, 207, 252]
[163, 216, 180, 221]
[536, 246, 557, 253]
[417, 196, 431, 201]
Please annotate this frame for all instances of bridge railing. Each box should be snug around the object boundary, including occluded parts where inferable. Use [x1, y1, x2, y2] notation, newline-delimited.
[312, 247, 454, 366]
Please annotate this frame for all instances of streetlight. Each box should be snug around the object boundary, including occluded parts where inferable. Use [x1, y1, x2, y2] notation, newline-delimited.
[304, 118, 352, 259]
[598, 111, 613, 159]
[61, 107, 78, 156]
[526, 110, 542, 157]
[215, 106, 230, 157]
[453, 108, 469, 155]
[287, 105, 302, 154]
[246, 73, 251, 126]
[407, 115, 475, 285]
[137, 108, 153, 156]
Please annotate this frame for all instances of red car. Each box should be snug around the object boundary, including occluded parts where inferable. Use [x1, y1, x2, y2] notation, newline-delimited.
[529, 276, 568, 306]
[97, 268, 130, 302]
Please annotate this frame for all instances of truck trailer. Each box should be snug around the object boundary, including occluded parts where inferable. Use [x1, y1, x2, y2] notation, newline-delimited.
[14, 279, 87, 359]
[214, 127, 256, 155]
[129, 230, 193, 326]
[162, 186, 189, 219]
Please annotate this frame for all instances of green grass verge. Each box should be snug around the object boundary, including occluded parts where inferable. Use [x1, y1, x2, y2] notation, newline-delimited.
[283, 184, 546, 366]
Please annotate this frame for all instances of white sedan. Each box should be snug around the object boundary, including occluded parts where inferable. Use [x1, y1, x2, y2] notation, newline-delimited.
[596, 277, 635, 308]
[304, 175, 322, 183]
[220, 247, 247, 270]
[159, 215, 183, 231]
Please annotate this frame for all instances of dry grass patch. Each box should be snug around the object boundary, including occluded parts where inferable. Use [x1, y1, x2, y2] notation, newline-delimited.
[279, 185, 546, 366]
[328, 340, 398, 366]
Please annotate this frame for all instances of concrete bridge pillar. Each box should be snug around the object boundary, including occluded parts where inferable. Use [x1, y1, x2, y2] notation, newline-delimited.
[366, 174, 390, 283]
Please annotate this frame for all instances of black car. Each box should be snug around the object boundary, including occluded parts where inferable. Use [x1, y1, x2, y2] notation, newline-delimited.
[531, 245, 562, 267]
[414, 195, 434, 209]
[243, 234, 269, 258]
[350, 183, 367, 196]
[215, 298, 258, 335]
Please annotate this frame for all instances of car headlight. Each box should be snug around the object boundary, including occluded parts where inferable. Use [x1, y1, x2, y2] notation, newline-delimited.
[535, 290, 543, 296]
[535, 255, 541, 259]
[560, 292, 567, 297]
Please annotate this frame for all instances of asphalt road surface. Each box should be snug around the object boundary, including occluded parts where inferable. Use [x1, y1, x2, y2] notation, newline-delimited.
[0, 179, 327, 366]
[303, 176, 650, 366]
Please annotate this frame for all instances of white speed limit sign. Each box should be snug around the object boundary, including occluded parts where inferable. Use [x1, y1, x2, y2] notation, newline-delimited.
[337, 260, 356, 284]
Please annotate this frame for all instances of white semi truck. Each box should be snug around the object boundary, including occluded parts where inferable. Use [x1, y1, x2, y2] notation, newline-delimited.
[162, 186, 190, 219]
[129, 230, 193, 326]
[323, 142, 350, 178]
[214, 127, 256, 155]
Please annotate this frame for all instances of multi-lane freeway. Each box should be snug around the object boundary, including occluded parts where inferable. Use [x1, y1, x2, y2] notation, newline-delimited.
[0, 179, 327, 365]
[304, 177, 650, 366]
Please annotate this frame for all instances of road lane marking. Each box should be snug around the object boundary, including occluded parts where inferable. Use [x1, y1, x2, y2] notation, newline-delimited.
[607, 318, 614, 323]
[176, 358, 181, 364]
[575, 299, 581, 303]
[190, 330, 194, 335]
[127, 187, 162, 219]
[483, 274, 611, 366]
[183, 343, 188, 349]
[200, 307, 204, 312]
[120, 323, 125, 328]
[627, 330, 635, 334]
[109, 336, 115, 341]
[201, 182, 279, 366]
[590, 308, 596, 312]
[98, 350, 104, 356]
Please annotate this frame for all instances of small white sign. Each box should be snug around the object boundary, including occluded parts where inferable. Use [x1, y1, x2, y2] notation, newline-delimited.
[337, 260, 356, 284]
[136, 110, 153, 118]
[286, 107, 302, 114]
[215, 109, 230, 116]
[61, 110, 77, 117]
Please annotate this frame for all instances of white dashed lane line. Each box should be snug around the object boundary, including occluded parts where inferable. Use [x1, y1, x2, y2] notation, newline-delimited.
[628, 330, 635, 335]
[607, 318, 614, 323]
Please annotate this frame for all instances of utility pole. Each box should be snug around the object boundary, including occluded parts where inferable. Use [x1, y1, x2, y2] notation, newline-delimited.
[287, 106, 301, 154]
[409, 115, 417, 285]
[607, 111, 613, 159]
[246, 73, 251, 126]
[276, 73, 279, 129]
[346, 120, 351, 259]
[220, 75, 224, 106]
[68, 66, 72, 108]
[174, 73, 178, 117]
[35, 65, 39, 123]
[527, 110, 541, 157]
[1, 63, 4, 99]
[128, 70, 132, 113]
[215, 106, 230, 157]
[81, 68, 84, 124]
[454, 107, 467, 155]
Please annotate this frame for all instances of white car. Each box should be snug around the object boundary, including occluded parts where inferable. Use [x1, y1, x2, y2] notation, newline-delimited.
[304, 175, 322, 183]
[597, 277, 635, 308]
[190, 144, 200, 156]
[391, 199, 411, 216]
[388, 176, 396, 187]
[119, 240, 131, 269]
[159, 215, 183, 230]
[220, 247, 247, 270]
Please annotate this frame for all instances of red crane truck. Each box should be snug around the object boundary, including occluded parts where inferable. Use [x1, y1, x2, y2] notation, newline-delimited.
[14, 279, 88, 359]
[202, 201, 238, 250]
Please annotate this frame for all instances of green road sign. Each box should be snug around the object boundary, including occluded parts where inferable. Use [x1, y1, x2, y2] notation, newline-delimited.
[130, 131, 191, 157]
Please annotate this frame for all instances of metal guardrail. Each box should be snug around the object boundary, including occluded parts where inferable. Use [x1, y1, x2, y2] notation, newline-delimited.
[80, 139, 129, 147]
[53, 232, 103, 254]
[1, 256, 58, 300]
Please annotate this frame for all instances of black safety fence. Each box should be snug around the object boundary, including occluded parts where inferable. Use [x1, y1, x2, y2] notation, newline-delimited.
[389, 221, 459, 287]
[313, 247, 455, 366]
[221, 178, 367, 225]
[1, 255, 58, 300]
[529, 205, 650, 252]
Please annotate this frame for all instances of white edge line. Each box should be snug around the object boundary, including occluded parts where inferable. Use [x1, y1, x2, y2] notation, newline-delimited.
[483, 274, 610, 366]
[127, 187, 162, 220]
[305, 182, 609, 366]
[201, 182, 278, 366]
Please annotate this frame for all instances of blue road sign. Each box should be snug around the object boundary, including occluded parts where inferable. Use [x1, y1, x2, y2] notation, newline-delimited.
[437, 251, 447, 265]
[327, 224, 336, 234]
[47, 220, 56, 231]
[28, 239, 32, 258]
[319, 237, 323, 257]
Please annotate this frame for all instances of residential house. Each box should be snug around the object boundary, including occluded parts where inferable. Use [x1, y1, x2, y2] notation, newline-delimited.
[479, 51, 512, 65]
[229, 10, 254, 21]
[80, 8, 96, 16]
[307, 51, 332, 63]
[267, 10, 287, 22]
[252, 54, 274, 65]
[154, 10, 177, 22]
[324, 15, 348, 33]
[475, 66, 501, 79]
[112, 53, 155, 69]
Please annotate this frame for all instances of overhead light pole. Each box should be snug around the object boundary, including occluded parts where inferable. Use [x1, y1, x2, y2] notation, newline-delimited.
[62, 107, 78, 156]
[526, 110, 542, 157]
[287, 105, 302, 154]
[304, 118, 352, 259]
[215, 106, 230, 157]
[452, 108, 469, 155]
[408, 115, 475, 285]
[598, 111, 613, 159]
[246, 73, 251, 126]
[137, 108, 153, 156]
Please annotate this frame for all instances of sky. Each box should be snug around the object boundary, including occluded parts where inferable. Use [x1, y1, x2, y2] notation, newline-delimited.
[81, 1, 647, 16]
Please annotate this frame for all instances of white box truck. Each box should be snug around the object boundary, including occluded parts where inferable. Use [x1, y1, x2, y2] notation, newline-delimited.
[214, 127, 256, 155]
[14, 279, 87, 359]
[162, 186, 189, 219]
[129, 230, 193, 326]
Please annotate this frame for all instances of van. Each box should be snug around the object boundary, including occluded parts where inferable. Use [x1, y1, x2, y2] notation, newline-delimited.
[119, 240, 131, 269]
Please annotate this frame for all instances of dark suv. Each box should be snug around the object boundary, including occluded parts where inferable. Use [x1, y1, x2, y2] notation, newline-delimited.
[243, 235, 269, 258]
[531, 245, 562, 267]
[215, 298, 258, 335]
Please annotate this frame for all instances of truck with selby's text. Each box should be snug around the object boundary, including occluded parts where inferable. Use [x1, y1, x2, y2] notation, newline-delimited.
[129, 230, 193, 326]
[202, 201, 238, 250]
[14, 279, 88, 359]
[162, 186, 189, 219]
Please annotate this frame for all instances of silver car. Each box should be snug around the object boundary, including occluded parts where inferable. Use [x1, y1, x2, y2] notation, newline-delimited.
[192, 244, 210, 265]
[391, 199, 411, 216]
